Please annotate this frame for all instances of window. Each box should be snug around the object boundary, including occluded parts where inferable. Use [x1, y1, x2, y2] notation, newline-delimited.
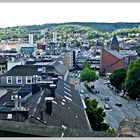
[26, 76, 32, 84]
[37, 76, 42, 82]
[16, 76, 22, 84]
[7, 76, 12, 84]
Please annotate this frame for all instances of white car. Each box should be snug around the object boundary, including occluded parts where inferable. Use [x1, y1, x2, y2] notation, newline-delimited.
[119, 93, 124, 97]
[104, 104, 110, 110]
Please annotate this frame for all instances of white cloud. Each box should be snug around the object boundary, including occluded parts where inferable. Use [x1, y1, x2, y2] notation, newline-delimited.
[0, 3, 140, 28]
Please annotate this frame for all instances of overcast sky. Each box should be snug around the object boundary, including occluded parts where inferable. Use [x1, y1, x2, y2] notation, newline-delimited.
[0, 3, 140, 28]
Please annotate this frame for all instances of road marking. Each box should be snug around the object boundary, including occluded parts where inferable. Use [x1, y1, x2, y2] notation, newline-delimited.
[106, 113, 119, 127]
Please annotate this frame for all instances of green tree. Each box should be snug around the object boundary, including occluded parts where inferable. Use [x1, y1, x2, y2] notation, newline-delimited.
[80, 66, 97, 82]
[82, 62, 90, 69]
[85, 99, 109, 131]
[125, 59, 140, 99]
[109, 68, 127, 90]
[75, 40, 81, 47]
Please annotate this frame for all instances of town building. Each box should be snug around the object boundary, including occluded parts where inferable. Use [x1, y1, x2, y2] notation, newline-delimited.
[0, 56, 7, 75]
[0, 73, 109, 137]
[100, 35, 137, 76]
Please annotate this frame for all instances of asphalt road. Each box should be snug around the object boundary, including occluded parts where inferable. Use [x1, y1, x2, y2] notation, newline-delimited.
[77, 78, 140, 130]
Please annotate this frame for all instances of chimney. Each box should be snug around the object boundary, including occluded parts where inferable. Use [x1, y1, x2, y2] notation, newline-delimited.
[46, 81, 54, 88]
[40, 80, 53, 89]
[12, 95, 29, 122]
[45, 97, 54, 115]
[42, 67, 46, 74]
[18, 96, 22, 109]
[52, 77, 58, 85]
[14, 95, 19, 109]
[54, 73, 59, 78]
[49, 84, 56, 98]
[40, 107, 45, 121]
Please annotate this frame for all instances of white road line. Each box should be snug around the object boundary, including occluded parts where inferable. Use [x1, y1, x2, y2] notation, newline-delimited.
[106, 113, 119, 127]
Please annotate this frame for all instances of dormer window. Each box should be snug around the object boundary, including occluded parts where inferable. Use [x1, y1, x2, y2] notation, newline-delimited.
[26, 76, 32, 84]
[16, 76, 22, 84]
[7, 76, 12, 84]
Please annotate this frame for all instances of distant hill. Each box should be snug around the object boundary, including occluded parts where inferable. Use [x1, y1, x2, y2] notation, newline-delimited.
[10, 22, 140, 33]
[1, 22, 140, 41]
[52, 22, 140, 32]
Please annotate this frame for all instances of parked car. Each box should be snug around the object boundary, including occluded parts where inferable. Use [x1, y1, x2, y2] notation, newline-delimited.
[104, 96, 110, 101]
[104, 80, 110, 85]
[115, 89, 120, 94]
[91, 85, 95, 89]
[119, 92, 124, 97]
[95, 89, 99, 94]
[115, 103, 122, 107]
[84, 94, 90, 100]
[104, 104, 110, 110]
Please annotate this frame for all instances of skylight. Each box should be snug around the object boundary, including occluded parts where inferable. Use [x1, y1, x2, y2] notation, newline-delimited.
[64, 95, 72, 101]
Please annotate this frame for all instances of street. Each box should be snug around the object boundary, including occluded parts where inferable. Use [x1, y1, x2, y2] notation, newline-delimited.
[76, 78, 140, 130]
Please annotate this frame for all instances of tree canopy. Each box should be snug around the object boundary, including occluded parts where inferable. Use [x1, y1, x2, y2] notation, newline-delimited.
[80, 66, 97, 82]
[109, 68, 127, 90]
[125, 58, 140, 99]
[85, 98, 109, 131]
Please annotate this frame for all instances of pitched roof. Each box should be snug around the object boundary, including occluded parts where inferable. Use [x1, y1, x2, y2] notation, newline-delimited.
[0, 78, 117, 137]
[104, 48, 125, 59]
[2, 65, 39, 76]
[0, 56, 7, 64]
[34, 61, 66, 76]
[111, 35, 119, 45]
[50, 61, 66, 75]
[56, 79, 84, 108]
[0, 78, 89, 131]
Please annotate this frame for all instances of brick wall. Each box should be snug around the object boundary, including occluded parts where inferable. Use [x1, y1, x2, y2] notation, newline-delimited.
[100, 49, 125, 76]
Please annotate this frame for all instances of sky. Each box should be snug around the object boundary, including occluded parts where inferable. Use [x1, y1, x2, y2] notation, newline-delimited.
[0, 3, 140, 28]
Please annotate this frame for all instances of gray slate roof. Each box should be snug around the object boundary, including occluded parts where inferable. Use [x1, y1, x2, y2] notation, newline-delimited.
[0, 78, 116, 137]
[50, 61, 66, 75]
[2, 62, 66, 77]
[0, 56, 7, 64]
[0, 78, 89, 130]
[111, 35, 119, 45]
[2, 65, 39, 76]
[104, 48, 125, 59]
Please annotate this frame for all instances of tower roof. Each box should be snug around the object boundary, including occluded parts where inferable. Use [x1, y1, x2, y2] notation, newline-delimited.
[111, 35, 119, 45]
